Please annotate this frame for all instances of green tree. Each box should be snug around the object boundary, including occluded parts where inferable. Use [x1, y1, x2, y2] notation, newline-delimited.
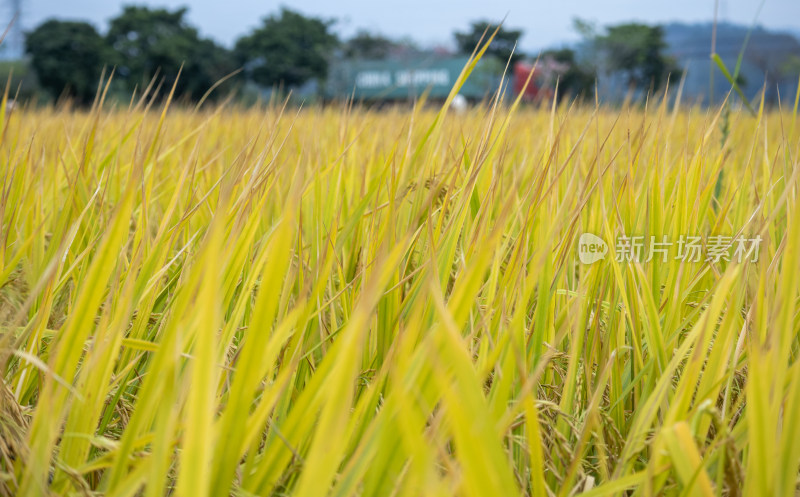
[235, 8, 338, 88]
[779, 55, 800, 81]
[106, 6, 236, 101]
[343, 30, 401, 60]
[25, 20, 108, 103]
[541, 48, 595, 100]
[596, 23, 680, 91]
[454, 21, 523, 64]
[0, 60, 41, 101]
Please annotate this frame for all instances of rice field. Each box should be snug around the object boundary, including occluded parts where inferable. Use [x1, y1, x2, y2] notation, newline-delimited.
[2, 61, 800, 496]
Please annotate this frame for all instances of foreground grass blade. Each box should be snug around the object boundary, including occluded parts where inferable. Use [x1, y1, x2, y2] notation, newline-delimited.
[1, 58, 799, 497]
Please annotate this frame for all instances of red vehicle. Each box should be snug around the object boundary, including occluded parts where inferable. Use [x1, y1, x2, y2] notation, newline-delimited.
[513, 59, 565, 102]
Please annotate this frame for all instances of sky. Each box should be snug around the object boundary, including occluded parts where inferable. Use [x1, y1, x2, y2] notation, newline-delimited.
[13, 0, 800, 52]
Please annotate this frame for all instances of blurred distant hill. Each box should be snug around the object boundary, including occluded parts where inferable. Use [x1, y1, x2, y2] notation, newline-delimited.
[665, 22, 800, 104]
[592, 22, 800, 104]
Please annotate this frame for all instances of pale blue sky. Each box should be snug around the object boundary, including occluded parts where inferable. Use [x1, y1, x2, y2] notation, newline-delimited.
[14, 0, 800, 51]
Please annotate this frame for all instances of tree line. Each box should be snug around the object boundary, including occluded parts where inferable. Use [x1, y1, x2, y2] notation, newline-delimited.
[24, 5, 680, 104]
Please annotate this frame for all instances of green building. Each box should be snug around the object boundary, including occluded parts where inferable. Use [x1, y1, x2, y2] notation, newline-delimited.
[325, 56, 502, 101]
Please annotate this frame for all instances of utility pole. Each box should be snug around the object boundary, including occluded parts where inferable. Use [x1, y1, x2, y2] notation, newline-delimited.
[1, 0, 23, 60]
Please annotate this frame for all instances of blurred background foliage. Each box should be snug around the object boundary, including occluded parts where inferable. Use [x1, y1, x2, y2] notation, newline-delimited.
[1, 4, 798, 106]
